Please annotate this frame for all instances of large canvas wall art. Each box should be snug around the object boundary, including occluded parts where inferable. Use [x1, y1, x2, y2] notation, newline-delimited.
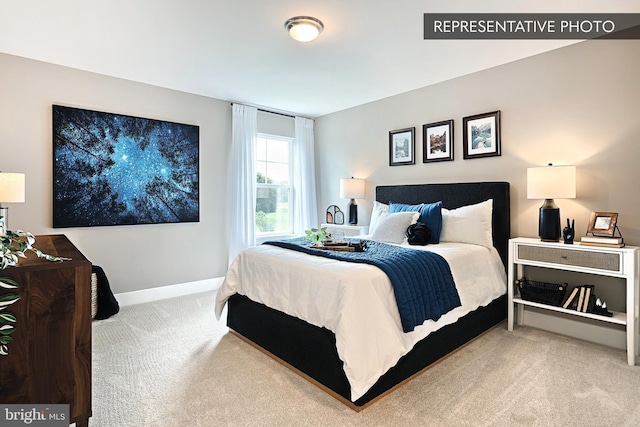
[53, 105, 199, 227]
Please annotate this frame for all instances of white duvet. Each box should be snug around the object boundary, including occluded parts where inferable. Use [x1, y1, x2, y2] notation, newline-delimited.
[215, 241, 506, 401]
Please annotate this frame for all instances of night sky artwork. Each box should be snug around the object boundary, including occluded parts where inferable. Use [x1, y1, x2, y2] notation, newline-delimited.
[53, 105, 199, 227]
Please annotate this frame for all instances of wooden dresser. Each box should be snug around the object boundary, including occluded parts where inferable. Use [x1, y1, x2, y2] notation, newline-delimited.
[0, 234, 92, 427]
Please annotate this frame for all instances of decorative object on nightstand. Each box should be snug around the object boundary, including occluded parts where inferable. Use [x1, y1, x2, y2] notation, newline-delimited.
[339, 177, 366, 225]
[325, 207, 334, 224]
[527, 164, 576, 242]
[581, 212, 624, 247]
[562, 218, 575, 244]
[587, 211, 619, 236]
[0, 172, 25, 234]
[325, 205, 344, 225]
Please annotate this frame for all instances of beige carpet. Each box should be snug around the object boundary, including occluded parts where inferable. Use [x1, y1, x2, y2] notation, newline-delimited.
[92, 291, 640, 426]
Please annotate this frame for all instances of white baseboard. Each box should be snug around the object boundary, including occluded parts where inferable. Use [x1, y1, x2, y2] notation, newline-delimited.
[520, 306, 626, 350]
[115, 277, 224, 307]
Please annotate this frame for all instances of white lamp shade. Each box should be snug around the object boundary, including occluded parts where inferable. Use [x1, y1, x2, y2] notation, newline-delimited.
[0, 173, 26, 203]
[340, 178, 365, 199]
[527, 165, 576, 200]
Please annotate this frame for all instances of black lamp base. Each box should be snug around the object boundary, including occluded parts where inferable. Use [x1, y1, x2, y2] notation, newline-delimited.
[348, 199, 358, 225]
[539, 199, 561, 242]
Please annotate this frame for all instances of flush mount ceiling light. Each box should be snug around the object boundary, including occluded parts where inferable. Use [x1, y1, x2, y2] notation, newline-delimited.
[284, 16, 324, 42]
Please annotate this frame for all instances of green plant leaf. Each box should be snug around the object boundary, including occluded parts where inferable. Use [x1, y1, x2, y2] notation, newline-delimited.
[0, 277, 19, 289]
[0, 313, 17, 323]
[0, 324, 16, 335]
[0, 230, 69, 269]
[0, 294, 20, 307]
[0, 335, 13, 344]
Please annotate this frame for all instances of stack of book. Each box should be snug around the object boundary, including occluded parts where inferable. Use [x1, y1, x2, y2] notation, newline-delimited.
[579, 236, 624, 248]
[318, 241, 355, 252]
[562, 284, 595, 312]
[316, 240, 368, 252]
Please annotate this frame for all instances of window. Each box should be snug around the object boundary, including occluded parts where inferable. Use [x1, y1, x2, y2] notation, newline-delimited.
[255, 133, 292, 236]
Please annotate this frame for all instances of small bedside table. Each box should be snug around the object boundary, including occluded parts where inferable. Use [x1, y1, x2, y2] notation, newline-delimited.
[321, 223, 369, 238]
[507, 237, 640, 365]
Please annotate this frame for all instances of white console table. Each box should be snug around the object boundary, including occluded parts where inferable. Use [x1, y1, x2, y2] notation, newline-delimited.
[321, 223, 369, 238]
[507, 237, 640, 365]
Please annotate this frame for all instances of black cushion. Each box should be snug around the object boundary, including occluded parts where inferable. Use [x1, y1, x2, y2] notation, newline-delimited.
[92, 265, 120, 320]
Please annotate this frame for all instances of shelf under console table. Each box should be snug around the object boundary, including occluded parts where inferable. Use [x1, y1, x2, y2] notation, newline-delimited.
[507, 237, 640, 366]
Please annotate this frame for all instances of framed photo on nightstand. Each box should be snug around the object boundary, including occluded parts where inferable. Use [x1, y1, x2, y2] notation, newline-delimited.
[587, 212, 619, 237]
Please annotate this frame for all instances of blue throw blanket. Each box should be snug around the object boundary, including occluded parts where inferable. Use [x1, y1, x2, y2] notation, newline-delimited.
[264, 238, 460, 332]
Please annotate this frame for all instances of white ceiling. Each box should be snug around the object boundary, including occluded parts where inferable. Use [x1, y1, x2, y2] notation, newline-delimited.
[1, 1, 637, 118]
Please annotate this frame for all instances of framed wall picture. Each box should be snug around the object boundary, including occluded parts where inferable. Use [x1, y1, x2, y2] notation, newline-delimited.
[53, 105, 200, 227]
[587, 212, 619, 236]
[463, 110, 501, 159]
[389, 127, 415, 166]
[422, 120, 453, 163]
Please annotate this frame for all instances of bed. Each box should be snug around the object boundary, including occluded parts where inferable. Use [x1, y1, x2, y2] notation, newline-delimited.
[215, 181, 510, 410]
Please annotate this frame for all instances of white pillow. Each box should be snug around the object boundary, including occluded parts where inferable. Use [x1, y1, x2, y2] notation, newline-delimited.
[368, 201, 389, 235]
[439, 199, 493, 248]
[370, 211, 419, 244]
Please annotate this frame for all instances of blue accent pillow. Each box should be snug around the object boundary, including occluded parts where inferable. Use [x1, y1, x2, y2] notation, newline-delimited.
[389, 201, 443, 243]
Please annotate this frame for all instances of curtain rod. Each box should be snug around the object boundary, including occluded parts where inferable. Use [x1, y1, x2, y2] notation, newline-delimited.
[230, 103, 295, 119]
[259, 108, 295, 119]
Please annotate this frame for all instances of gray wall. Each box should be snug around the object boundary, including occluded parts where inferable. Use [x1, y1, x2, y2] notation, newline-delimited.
[315, 39, 640, 245]
[0, 53, 230, 294]
[0, 54, 299, 295]
[2, 37, 639, 297]
[258, 110, 294, 138]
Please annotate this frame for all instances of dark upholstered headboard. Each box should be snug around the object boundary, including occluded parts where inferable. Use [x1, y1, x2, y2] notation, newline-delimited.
[376, 182, 511, 268]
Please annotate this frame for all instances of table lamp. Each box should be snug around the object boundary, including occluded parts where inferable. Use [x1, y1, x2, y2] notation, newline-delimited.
[527, 164, 576, 242]
[339, 177, 365, 225]
[0, 172, 26, 234]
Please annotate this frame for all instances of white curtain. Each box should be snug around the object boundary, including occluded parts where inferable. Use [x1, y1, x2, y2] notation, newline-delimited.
[292, 116, 318, 235]
[228, 104, 257, 265]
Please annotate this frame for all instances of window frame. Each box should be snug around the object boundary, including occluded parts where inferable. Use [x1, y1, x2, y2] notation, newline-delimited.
[255, 132, 294, 239]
